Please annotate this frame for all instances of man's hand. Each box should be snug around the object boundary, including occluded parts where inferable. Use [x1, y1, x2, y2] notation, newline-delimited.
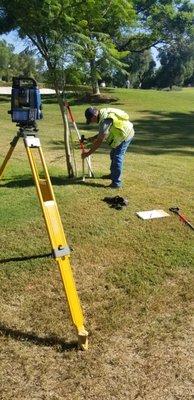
[81, 133, 105, 159]
[81, 149, 90, 159]
[80, 134, 87, 143]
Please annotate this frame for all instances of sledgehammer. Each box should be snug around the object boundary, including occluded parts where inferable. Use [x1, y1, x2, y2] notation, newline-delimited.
[169, 207, 194, 230]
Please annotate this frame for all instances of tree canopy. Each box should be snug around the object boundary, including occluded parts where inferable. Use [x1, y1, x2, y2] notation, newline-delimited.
[0, 0, 194, 90]
[124, 0, 194, 51]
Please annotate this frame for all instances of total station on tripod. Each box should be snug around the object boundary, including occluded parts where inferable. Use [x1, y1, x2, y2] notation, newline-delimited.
[8, 76, 43, 128]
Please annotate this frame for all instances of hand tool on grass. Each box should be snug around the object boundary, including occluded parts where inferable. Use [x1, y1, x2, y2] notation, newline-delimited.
[169, 207, 194, 230]
[64, 101, 94, 180]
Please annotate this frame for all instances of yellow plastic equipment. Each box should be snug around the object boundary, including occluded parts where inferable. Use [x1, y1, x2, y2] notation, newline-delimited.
[0, 127, 88, 350]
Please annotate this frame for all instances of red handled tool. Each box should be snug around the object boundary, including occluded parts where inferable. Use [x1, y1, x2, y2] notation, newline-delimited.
[64, 101, 94, 180]
[169, 207, 194, 230]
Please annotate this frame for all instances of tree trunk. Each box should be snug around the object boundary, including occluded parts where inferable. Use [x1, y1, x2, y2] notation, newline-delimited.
[22, 40, 74, 177]
[53, 84, 74, 178]
[92, 80, 100, 95]
[90, 60, 101, 95]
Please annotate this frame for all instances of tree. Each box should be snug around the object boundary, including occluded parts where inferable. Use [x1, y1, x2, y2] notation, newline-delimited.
[111, 49, 156, 88]
[155, 36, 194, 89]
[126, 49, 156, 88]
[0, 39, 14, 80]
[0, 0, 137, 176]
[117, 1, 194, 52]
[70, 0, 135, 95]
[0, 40, 45, 82]
[16, 50, 39, 78]
[112, 1, 194, 89]
[0, 0, 81, 177]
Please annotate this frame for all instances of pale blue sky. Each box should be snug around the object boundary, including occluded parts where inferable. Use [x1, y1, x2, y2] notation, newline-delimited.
[1, 31, 25, 53]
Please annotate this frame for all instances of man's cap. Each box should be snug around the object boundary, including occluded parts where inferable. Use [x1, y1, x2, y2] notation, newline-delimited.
[85, 107, 97, 124]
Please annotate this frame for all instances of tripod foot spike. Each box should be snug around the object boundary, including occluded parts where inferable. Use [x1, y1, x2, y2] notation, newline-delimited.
[78, 328, 88, 351]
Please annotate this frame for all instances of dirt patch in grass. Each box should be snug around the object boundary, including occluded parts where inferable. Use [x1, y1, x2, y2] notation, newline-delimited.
[77, 92, 119, 104]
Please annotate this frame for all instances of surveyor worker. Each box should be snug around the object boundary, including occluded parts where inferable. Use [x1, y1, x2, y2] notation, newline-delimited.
[82, 107, 134, 188]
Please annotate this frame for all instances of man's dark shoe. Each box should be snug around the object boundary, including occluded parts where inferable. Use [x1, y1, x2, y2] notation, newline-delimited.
[108, 183, 121, 189]
[101, 174, 111, 179]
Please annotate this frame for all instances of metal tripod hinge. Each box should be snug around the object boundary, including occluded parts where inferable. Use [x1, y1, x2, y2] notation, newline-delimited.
[52, 244, 71, 258]
[0, 127, 88, 350]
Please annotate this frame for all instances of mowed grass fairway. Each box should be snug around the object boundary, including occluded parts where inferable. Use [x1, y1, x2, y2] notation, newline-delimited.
[0, 88, 194, 400]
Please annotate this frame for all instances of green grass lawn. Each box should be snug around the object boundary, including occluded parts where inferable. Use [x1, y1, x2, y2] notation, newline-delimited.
[0, 88, 194, 399]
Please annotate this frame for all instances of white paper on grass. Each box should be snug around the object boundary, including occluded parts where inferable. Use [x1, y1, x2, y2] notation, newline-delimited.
[136, 209, 170, 220]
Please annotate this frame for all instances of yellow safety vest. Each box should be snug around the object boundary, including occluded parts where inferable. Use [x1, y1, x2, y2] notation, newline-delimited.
[99, 108, 134, 148]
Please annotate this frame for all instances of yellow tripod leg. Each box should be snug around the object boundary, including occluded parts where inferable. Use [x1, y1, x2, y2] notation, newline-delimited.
[58, 258, 88, 350]
[0, 134, 20, 179]
[24, 135, 88, 350]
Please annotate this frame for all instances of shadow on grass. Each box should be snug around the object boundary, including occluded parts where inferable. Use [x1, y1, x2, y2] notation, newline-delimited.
[0, 175, 107, 188]
[0, 323, 78, 352]
[48, 110, 194, 156]
[131, 110, 194, 156]
[0, 252, 52, 265]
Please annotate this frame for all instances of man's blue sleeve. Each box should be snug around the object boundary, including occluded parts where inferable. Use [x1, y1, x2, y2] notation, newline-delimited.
[99, 118, 113, 135]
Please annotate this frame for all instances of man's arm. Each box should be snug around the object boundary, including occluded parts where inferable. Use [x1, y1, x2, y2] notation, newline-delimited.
[82, 133, 106, 158]
[82, 118, 113, 159]
[87, 134, 99, 142]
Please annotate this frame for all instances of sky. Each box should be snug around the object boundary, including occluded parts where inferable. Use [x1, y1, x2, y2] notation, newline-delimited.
[1, 31, 26, 53]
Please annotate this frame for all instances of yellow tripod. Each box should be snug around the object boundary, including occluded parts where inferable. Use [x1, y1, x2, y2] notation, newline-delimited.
[0, 126, 88, 350]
